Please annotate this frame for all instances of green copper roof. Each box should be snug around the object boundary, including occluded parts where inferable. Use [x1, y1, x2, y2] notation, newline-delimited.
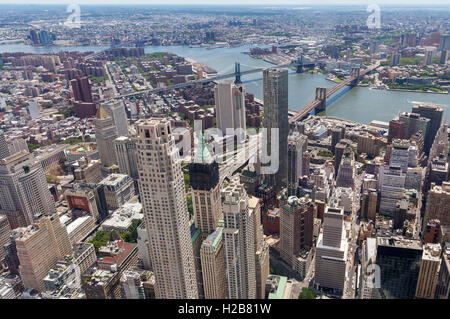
[268, 276, 287, 299]
[194, 133, 213, 164]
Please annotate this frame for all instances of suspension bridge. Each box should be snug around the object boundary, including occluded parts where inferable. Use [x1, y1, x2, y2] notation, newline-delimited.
[88, 41, 379, 122]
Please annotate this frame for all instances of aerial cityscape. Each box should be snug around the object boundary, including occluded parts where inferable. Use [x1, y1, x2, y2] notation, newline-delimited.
[0, 1, 449, 306]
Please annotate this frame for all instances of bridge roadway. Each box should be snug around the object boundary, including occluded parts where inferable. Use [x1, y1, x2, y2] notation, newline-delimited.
[289, 62, 380, 123]
[97, 62, 297, 103]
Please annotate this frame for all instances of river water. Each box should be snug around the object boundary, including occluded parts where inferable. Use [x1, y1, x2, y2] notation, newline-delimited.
[1, 43, 449, 124]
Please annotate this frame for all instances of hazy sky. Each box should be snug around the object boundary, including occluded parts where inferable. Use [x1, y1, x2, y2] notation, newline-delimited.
[0, 0, 449, 6]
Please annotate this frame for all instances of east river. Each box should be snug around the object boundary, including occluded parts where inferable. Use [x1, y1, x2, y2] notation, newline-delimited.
[1, 43, 449, 123]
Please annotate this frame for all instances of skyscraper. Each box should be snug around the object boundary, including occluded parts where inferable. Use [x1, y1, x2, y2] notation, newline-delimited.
[0, 150, 56, 229]
[214, 81, 246, 140]
[0, 214, 11, 262]
[222, 181, 256, 299]
[95, 105, 118, 168]
[102, 100, 129, 137]
[399, 112, 430, 143]
[189, 139, 222, 240]
[411, 104, 443, 155]
[424, 182, 450, 228]
[114, 136, 138, 179]
[70, 77, 93, 103]
[378, 164, 406, 216]
[136, 118, 198, 299]
[314, 206, 348, 294]
[373, 236, 422, 299]
[415, 243, 442, 299]
[200, 227, 228, 299]
[15, 212, 73, 292]
[388, 120, 405, 144]
[287, 130, 307, 196]
[249, 196, 269, 299]
[360, 189, 378, 221]
[262, 68, 288, 193]
[336, 148, 355, 188]
[279, 194, 314, 278]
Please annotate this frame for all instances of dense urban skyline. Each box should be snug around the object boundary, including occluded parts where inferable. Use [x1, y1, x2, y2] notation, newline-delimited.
[0, 1, 448, 309]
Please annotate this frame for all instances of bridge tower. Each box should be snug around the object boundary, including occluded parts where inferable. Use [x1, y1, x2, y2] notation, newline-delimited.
[296, 54, 304, 73]
[234, 62, 242, 84]
[350, 67, 361, 86]
[314, 87, 327, 114]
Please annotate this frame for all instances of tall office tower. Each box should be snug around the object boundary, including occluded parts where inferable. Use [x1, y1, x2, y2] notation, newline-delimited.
[0, 131, 10, 160]
[439, 34, 450, 51]
[435, 245, 450, 299]
[424, 49, 434, 65]
[359, 237, 377, 299]
[314, 207, 348, 294]
[0, 215, 11, 262]
[415, 243, 442, 299]
[389, 139, 410, 173]
[440, 50, 448, 65]
[378, 164, 406, 216]
[222, 181, 256, 299]
[360, 189, 378, 221]
[70, 77, 93, 103]
[411, 104, 443, 155]
[390, 53, 401, 66]
[136, 118, 198, 299]
[424, 182, 450, 228]
[0, 150, 56, 229]
[388, 119, 405, 144]
[373, 236, 422, 299]
[114, 136, 138, 179]
[214, 81, 246, 140]
[262, 68, 288, 193]
[287, 130, 307, 196]
[249, 196, 269, 299]
[279, 194, 314, 277]
[189, 141, 221, 240]
[95, 105, 118, 168]
[200, 227, 228, 299]
[136, 223, 152, 271]
[29, 29, 39, 44]
[331, 126, 345, 154]
[102, 101, 129, 137]
[399, 112, 430, 142]
[336, 148, 355, 188]
[15, 212, 73, 292]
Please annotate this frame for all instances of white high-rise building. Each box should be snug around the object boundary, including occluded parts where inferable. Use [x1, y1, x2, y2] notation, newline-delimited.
[102, 100, 129, 137]
[95, 105, 118, 168]
[114, 136, 138, 179]
[390, 139, 410, 173]
[0, 150, 55, 229]
[314, 206, 348, 294]
[287, 130, 307, 196]
[136, 118, 198, 299]
[221, 181, 256, 299]
[214, 81, 246, 140]
[378, 164, 406, 216]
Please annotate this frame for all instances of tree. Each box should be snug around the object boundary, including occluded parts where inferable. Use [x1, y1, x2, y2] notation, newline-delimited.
[186, 195, 193, 217]
[298, 287, 316, 299]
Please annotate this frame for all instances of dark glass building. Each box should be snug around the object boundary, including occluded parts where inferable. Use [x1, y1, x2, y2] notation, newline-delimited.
[374, 236, 422, 299]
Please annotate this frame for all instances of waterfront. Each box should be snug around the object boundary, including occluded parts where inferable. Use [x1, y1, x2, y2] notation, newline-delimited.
[1, 43, 448, 124]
